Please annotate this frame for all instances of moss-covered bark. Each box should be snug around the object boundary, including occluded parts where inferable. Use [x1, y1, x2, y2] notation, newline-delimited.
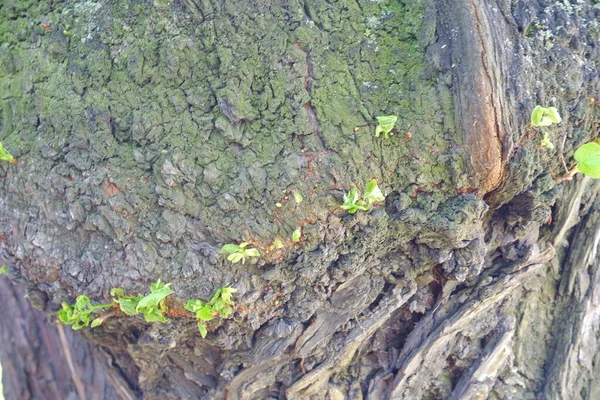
[0, 0, 599, 399]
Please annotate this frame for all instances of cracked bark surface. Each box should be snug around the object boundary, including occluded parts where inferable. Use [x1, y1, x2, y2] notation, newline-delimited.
[0, 0, 599, 399]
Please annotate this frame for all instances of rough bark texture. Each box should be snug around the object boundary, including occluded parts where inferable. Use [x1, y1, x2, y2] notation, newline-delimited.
[0, 0, 599, 399]
[0, 277, 122, 400]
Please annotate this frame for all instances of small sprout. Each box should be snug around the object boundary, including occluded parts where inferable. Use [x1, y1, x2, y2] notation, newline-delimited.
[341, 179, 385, 214]
[531, 106, 561, 127]
[541, 133, 555, 150]
[110, 280, 174, 322]
[197, 322, 208, 338]
[292, 228, 301, 242]
[57, 295, 113, 330]
[0, 142, 16, 164]
[91, 318, 104, 328]
[111, 287, 143, 315]
[363, 179, 385, 204]
[571, 142, 600, 178]
[341, 188, 369, 214]
[0, 266, 7, 275]
[375, 115, 398, 139]
[293, 192, 303, 204]
[135, 280, 174, 322]
[185, 287, 237, 338]
[276, 203, 283, 208]
[63, 30, 71, 36]
[219, 242, 260, 264]
[273, 239, 284, 249]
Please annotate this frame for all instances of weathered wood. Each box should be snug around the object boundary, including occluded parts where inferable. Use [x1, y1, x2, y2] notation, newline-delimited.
[0, 277, 121, 400]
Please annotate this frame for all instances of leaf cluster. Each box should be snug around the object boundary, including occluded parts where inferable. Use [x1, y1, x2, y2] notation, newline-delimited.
[341, 179, 385, 214]
[111, 279, 174, 322]
[58, 280, 174, 330]
[185, 287, 237, 338]
[375, 115, 398, 139]
[0, 142, 15, 164]
[531, 106, 561, 127]
[57, 295, 113, 330]
[219, 242, 260, 264]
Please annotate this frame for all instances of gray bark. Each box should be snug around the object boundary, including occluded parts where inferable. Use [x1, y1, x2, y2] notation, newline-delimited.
[0, 0, 599, 399]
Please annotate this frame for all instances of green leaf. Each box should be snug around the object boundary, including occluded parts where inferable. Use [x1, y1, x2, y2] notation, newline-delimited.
[219, 244, 241, 254]
[91, 318, 104, 328]
[185, 299, 203, 313]
[238, 242, 249, 249]
[292, 228, 301, 242]
[219, 287, 237, 305]
[273, 239, 284, 249]
[546, 107, 561, 123]
[342, 188, 359, 207]
[0, 266, 7, 275]
[531, 106, 544, 126]
[197, 305, 214, 321]
[541, 133, 555, 150]
[375, 116, 398, 139]
[75, 295, 91, 309]
[574, 142, 600, 178]
[116, 297, 141, 315]
[363, 179, 385, 205]
[227, 253, 244, 263]
[364, 179, 377, 194]
[197, 322, 208, 338]
[110, 288, 125, 297]
[293, 192, 303, 203]
[532, 106, 562, 127]
[142, 308, 167, 322]
[0, 141, 15, 163]
[244, 248, 260, 258]
[136, 281, 174, 313]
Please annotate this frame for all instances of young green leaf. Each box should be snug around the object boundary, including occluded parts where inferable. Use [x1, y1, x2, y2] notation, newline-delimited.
[244, 248, 260, 258]
[273, 239, 284, 249]
[219, 287, 237, 305]
[541, 133, 555, 150]
[220, 244, 241, 254]
[136, 280, 174, 318]
[531, 105, 544, 126]
[116, 297, 141, 315]
[531, 106, 561, 127]
[0, 142, 15, 163]
[184, 299, 203, 313]
[197, 305, 214, 321]
[574, 142, 600, 178]
[293, 192, 303, 203]
[292, 228, 301, 242]
[375, 116, 398, 139]
[197, 322, 208, 338]
[0, 266, 8, 275]
[91, 318, 104, 328]
[363, 179, 385, 205]
[227, 252, 245, 263]
[546, 107, 561, 123]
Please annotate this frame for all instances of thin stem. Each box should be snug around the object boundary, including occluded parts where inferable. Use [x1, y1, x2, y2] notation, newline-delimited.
[559, 132, 569, 174]
[91, 302, 114, 310]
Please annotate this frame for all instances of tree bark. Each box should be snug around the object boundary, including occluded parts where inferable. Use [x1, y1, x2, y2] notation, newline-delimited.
[0, 277, 124, 400]
[0, 0, 599, 399]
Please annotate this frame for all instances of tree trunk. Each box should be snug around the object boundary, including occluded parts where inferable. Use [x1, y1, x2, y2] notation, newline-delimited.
[0, 0, 599, 399]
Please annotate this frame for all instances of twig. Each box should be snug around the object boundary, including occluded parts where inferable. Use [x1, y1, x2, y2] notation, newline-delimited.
[57, 325, 87, 400]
